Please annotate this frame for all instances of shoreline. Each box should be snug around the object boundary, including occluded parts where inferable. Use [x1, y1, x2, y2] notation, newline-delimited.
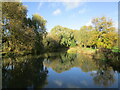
[67, 47, 97, 55]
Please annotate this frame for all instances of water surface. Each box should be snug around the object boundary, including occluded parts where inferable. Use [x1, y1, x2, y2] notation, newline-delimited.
[2, 52, 119, 88]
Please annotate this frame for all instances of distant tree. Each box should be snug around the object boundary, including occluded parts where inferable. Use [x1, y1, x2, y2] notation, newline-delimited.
[74, 25, 93, 48]
[51, 25, 76, 47]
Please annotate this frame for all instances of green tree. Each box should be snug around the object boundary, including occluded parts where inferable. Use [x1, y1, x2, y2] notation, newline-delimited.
[31, 14, 47, 54]
[43, 33, 60, 51]
[2, 2, 33, 54]
[2, 2, 47, 55]
[51, 25, 76, 48]
[91, 16, 117, 49]
[74, 25, 93, 48]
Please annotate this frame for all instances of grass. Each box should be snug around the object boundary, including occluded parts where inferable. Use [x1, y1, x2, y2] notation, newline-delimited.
[111, 47, 120, 53]
[67, 46, 97, 55]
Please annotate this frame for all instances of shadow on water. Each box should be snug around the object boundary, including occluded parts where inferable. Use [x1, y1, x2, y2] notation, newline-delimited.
[2, 51, 120, 88]
[2, 55, 48, 88]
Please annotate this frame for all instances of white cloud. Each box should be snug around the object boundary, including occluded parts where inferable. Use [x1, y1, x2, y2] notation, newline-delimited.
[64, 2, 80, 10]
[48, 1, 84, 10]
[49, 2, 61, 8]
[37, 2, 43, 11]
[53, 9, 61, 15]
[63, 0, 85, 10]
[54, 80, 62, 86]
[78, 8, 86, 14]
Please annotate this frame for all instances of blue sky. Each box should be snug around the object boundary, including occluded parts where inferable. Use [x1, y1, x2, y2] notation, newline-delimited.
[23, 2, 118, 32]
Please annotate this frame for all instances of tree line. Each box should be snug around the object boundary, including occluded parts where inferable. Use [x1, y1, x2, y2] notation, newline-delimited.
[45, 17, 118, 51]
[2, 2, 119, 55]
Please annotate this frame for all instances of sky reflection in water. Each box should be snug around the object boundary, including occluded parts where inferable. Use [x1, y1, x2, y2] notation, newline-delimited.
[2, 52, 119, 88]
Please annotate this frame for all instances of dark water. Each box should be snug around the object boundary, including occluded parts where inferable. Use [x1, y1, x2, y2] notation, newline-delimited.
[2, 52, 120, 88]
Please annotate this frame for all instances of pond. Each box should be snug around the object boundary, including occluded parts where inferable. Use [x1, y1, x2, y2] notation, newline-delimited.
[2, 52, 120, 88]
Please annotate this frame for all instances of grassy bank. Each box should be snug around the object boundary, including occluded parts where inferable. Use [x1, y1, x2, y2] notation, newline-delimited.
[111, 47, 120, 53]
[67, 46, 120, 55]
[67, 46, 97, 55]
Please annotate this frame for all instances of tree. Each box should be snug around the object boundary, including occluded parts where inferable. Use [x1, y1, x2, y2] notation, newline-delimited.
[2, 2, 47, 55]
[43, 33, 60, 51]
[2, 2, 33, 54]
[91, 16, 117, 49]
[31, 14, 47, 54]
[51, 25, 76, 48]
[74, 25, 93, 48]
[32, 14, 47, 34]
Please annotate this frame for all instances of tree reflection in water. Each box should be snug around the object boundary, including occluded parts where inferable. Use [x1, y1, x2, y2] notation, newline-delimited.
[3, 55, 48, 88]
[2, 52, 119, 88]
[43, 52, 119, 87]
[91, 67, 115, 87]
[91, 49, 119, 87]
[43, 53, 77, 73]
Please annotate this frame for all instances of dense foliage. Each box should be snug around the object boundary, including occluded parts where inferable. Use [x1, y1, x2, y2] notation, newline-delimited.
[2, 2, 119, 56]
[45, 17, 118, 50]
[2, 2, 47, 55]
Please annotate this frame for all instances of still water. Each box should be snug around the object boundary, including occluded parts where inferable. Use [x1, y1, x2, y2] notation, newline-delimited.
[2, 52, 119, 88]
